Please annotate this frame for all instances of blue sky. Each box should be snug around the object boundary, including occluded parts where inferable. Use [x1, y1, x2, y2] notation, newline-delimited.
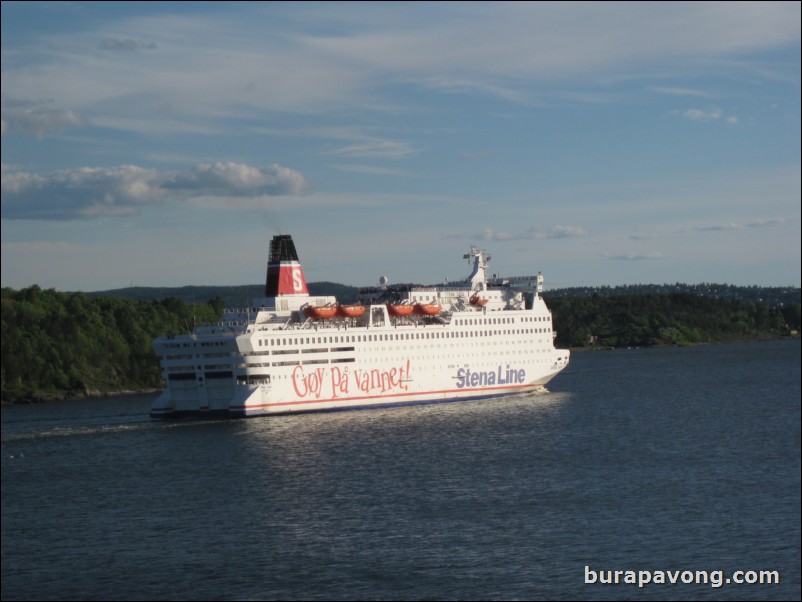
[2, 1, 800, 291]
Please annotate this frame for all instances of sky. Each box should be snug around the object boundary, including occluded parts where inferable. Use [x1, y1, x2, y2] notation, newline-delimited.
[1, 1, 800, 292]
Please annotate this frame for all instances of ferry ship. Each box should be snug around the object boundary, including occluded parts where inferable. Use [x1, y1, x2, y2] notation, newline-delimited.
[150, 235, 570, 418]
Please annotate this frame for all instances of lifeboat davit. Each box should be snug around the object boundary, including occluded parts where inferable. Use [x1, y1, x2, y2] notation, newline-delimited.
[387, 303, 415, 317]
[469, 295, 488, 307]
[303, 305, 337, 319]
[413, 303, 442, 316]
[337, 304, 366, 318]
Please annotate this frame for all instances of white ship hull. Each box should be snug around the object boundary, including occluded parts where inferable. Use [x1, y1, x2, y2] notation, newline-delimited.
[151, 236, 570, 418]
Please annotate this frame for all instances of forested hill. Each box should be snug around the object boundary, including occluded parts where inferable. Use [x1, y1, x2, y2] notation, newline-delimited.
[2, 283, 799, 403]
[89, 282, 360, 307]
[91, 282, 799, 310]
[545, 283, 799, 309]
[2, 286, 220, 403]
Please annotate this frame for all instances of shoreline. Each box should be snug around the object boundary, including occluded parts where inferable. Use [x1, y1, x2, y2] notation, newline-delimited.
[3, 336, 797, 406]
[568, 333, 799, 352]
[2, 387, 160, 406]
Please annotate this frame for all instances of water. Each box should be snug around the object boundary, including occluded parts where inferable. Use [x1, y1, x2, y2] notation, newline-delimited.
[2, 340, 800, 601]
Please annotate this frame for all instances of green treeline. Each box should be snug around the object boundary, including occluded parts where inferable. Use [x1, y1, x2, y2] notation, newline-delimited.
[547, 293, 800, 348]
[1, 286, 220, 402]
[1, 285, 799, 403]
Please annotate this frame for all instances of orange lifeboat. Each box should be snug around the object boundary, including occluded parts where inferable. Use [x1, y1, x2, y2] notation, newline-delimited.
[337, 304, 366, 318]
[303, 305, 337, 319]
[413, 303, 442, 316]
[469, 295, 488, 307]
[387, 303, 415, 317]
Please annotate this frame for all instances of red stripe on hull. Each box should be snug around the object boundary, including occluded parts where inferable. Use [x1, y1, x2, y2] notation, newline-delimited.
[232, 382, 545, 411]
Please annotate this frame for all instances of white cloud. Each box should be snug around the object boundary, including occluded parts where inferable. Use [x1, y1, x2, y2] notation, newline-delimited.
[417, 76, 528, 103]
[99, 38, 158, 51]
[697, 217, 792, 231]
[1, 162, 309, 220]
[166, 162, 309, 196]
[456, 225, 589, 242]
[671, 106, 741, 124]
[650, 86, 711, 97]
[22, 109, 86, 136]
[259, 126, 416, 161]
[544, 225, 588, 239]
[683, 108, 723, 121]
[324, 139, 415, 159]
[604, 252, 665, 261]
[482, 229, 516, 242]
[514, 225, 589, 240]
[330, 164, 414, 177]
[1, 95, 87, 137]
[697, 221, 745, 231]
[3, 2, 798, 140]
[746, 217, 790, 228]
[300, 2, 801, 81]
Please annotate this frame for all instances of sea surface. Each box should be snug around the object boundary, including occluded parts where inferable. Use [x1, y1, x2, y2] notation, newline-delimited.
[2, 340, 800, 601]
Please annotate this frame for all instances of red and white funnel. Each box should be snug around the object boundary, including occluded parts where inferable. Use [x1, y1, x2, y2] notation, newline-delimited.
[264, 235, 309, 297]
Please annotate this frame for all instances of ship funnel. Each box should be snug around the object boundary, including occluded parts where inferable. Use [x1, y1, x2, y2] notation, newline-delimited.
[265, 235, 310, 297]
